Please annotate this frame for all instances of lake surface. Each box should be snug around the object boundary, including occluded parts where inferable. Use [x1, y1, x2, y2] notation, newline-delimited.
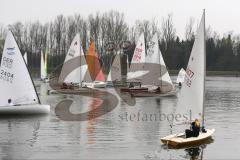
[0, 76, 240, 159]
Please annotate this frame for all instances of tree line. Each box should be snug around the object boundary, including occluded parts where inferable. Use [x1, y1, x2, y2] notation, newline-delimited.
[0, 10, 240, 76]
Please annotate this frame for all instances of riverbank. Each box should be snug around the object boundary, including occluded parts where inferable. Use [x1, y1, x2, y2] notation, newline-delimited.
[169, 70, 240, 77]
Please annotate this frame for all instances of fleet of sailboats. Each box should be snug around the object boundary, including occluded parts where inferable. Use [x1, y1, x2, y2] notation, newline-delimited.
[0, 10, 215, 148]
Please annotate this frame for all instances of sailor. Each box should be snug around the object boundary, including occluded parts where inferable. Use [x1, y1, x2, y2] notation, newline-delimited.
[61, 82, 68, 89]
[185, 119, 200, 138]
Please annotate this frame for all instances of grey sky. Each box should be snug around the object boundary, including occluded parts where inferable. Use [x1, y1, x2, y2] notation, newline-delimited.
[0, 0, 239, 38]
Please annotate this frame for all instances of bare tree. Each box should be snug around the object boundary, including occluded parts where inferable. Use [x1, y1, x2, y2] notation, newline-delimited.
[161, 14, 176, 49]
[54, 15, 67, 65]
[8, 22, 24, 50]
[0, 24, 7, 57]
[185, 17, 195, 41]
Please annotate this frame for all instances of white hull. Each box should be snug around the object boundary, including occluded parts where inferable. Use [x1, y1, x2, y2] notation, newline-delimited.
[161, 128, 215, 147]
[47, 88, 93, 95]
[0, 104, 50, 114]
[83, 81, 106, 88]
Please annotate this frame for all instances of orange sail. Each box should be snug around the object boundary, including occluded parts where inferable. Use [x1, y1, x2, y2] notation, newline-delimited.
[95, 53, 105, 82]
[86, 40, 105, 81]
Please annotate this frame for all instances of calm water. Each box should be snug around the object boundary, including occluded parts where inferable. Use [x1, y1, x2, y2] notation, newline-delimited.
[0, 76, 240, 159]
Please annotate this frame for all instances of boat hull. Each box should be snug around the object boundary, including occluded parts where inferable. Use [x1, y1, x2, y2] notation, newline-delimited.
[48, 88, 94, 95]
[131, 90, 177, 97]
[161, 128, 215, 147]
[0, 104, 50, 114]
[82, 81, 107, 88]
[120, 87, 148, 92]
[121, 87, 177, 97]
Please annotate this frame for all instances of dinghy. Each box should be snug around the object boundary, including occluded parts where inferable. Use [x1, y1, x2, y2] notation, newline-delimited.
[161, 10, 215, 147]
[120, 33, 148, 92]
[58, 33, 91, 87]
[126, 34, 176, 97]
[0, 31, 50, 114]
[49, 34, 92, 94]
[106, 52, 127, 87]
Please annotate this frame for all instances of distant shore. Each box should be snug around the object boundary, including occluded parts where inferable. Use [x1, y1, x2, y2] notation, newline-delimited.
[29, 68, 240, 78]
[169, 70, 240, 77]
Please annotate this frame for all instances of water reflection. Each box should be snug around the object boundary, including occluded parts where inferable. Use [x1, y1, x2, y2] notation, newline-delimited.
[0, 115, 48, 159]
[185, 146, 203, 160]
[0, 77, 239, 159]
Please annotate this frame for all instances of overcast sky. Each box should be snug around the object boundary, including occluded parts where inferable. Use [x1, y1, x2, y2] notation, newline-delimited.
[0, 0, 239, 38]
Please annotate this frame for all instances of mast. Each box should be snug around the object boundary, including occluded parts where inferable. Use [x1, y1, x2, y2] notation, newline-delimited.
[202, 9, 206, 128]
[159, 38, 162, 89]
[80, 42, 82, 88]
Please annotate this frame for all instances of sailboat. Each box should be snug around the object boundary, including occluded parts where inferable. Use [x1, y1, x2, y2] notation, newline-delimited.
[23, 52, 28, 65]
[58, 33, 91, 87]
[0, 31, 50, 114]
[107, 52, 121, 82]
[122, 33, 175, 97]
[106, 51, 127, 87]
[40, 50, 48, 82]
[176, 68, 186, 87]
[161, 10, 215, 147]
[83, 40, 106, 88]
[133, 34, 176, 96]
[121, 33, 149, 92]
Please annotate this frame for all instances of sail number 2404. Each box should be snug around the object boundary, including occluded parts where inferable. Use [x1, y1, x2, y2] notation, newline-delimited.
[0, 70, 14, 83]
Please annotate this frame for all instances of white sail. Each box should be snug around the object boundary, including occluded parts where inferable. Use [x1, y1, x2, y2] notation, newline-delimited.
[159, 45, 174, 93]
[143, 34, 174, 92]
[176, 68, 186, 84]
[127, 33, 147, 81]
[23, 52, 28, 65]
[80, 45, 91, 86]
[107, 52, 121, 82]
[142, 34, 160, 86]
[175, 12, 205, 125]
[40, 51, 47, 80]
[58, 34, 89, 85]
[0, 31, 39, 106]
